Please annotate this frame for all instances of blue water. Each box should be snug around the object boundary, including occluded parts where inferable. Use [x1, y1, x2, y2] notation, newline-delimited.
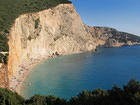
[22, 45, 140, 99]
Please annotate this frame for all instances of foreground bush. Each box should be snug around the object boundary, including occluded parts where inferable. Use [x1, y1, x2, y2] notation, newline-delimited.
[0, 79, 139, 105]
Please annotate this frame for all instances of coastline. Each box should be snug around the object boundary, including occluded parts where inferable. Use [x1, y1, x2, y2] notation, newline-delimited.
[9, 56, 49, 95]
[17, 58, 47, 95]
[9, 44, 140, 96]
[9, 51, 87, 96]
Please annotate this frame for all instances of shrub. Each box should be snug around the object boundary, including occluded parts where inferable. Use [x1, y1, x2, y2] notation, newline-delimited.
[35, 18, 40, 29]
[0, 33, 9, 52]
[28, 36, 32, 41]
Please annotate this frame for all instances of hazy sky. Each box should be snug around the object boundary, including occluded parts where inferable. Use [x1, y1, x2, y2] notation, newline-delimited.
[70, 0, 140, 35]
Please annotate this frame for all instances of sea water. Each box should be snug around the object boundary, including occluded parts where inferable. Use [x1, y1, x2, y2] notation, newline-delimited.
[22, 45, 140, 99]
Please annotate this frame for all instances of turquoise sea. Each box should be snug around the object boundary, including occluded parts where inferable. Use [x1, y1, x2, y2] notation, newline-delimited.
[22, 45, 140, 99]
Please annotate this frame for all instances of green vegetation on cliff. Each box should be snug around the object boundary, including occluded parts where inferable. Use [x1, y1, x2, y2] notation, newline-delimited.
[0, 0, 71, 32]
[0, 53, 8, 64]
[0, 79, 140, 105]
[0, 33, 9, 52]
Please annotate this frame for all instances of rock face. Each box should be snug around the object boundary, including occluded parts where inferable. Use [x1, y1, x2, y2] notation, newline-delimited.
[0, 63, 8, 88]
[87, 27, 140, 47]
[8, 3, 97, 78]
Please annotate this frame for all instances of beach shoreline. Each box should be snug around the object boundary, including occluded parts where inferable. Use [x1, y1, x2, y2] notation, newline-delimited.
[9, 52, 83, 97]
[17, 59, 46, 95]
[9, 56, 49, 96]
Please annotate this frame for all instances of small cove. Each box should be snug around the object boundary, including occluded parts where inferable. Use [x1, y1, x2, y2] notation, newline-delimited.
[22, 46, 140, 99]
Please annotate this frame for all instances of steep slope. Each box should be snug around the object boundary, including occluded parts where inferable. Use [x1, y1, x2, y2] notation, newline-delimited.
[87, 26, 140, 47]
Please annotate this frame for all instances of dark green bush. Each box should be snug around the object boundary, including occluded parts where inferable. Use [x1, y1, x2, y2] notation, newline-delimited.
[3, 53, 8, 64]
[28, 36, 32, 41]
[35, 18, 40, 29]
[0, 33, 9, 52]
[0, 53, 4, 63]
[0, 53, 8, 64]
[0, 88, 25, 105]
[25, 95, 47, 105]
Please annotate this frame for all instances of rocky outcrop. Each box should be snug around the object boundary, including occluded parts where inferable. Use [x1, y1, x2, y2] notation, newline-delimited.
[8, 3, 97, 78]
[87, 26, 140, 47]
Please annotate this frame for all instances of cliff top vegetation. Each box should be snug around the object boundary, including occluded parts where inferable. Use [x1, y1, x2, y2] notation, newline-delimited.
[0, 0, 71, 32]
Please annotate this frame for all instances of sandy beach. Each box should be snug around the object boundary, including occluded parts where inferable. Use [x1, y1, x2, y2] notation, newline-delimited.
[9, 56, 49, 95]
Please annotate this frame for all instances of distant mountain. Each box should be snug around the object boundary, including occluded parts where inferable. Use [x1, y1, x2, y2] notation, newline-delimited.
[87, 26, 140, 47]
